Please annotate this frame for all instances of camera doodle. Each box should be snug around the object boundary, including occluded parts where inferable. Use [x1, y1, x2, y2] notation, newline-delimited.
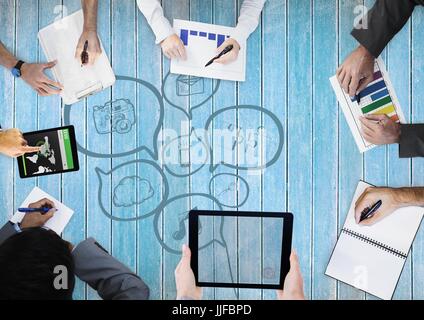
[93, 98, 136, 134]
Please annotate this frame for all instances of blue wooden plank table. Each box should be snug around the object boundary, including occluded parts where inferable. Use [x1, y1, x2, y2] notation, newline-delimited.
[1, 0, 423, 300]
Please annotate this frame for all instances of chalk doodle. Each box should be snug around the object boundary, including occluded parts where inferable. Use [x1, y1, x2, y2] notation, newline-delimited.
[96, 159, 169, 222]
[93, 98, 136, 134]
[64, 75, 164, 160]
[64, 74, 284, 297]
[161, 71, 220, 119]
[113, 176, 154, 207]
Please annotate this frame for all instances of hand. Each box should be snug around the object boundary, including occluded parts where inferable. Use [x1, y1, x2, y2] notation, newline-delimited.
[20, 61, 63, 96]
[0, 128, 40, 157]
[160, 34, 186, 60]
[359, 114, 401, 145]
[20, 198, 57, 229]
[276, 251, 305, 300]
[214, 38, 240, 64]
[355, 187, 402, 226]
[75, 30, 102, 65]
[175, 244, 202, 300]
[337, 45, 374, 97]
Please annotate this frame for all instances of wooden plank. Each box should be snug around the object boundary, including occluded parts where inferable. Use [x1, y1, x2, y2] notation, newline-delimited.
[385, 4, 413, 300]
[237, 0, 263, 301]
[61, 0, 87, 300]
[287, 0, 313, 299]
[14, 0, 38, 221]
[261, 0, 287, 300]
[84, 0, 113, 300]
[189, 0, 215, 301]
[136, 0, 164, 299]
[212, 0, 239, 300]
[411, 7, 424, 300]
[110, 0, 137, 278]
[337, 0, 365, 300]
[312, 0, 338, 300]
[162, 0, 190, 300]
[362, 0, 387, 301]
[0, 0, 15, 227]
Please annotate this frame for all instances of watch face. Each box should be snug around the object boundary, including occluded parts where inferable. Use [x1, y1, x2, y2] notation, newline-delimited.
[11, 68, 21, 78]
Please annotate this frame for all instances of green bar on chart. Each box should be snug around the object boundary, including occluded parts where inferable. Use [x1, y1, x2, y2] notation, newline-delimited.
[362, 95, 392, 114]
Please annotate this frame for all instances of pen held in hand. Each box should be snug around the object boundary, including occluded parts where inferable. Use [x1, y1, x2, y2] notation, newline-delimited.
[81, 40, 89, 66]
[359, 199, 382, 222]
[205, 44, 234, 67]
[18, 207, 57, 215]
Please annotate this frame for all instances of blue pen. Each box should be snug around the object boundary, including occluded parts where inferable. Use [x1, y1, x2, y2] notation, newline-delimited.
[18, 207, 52, 214]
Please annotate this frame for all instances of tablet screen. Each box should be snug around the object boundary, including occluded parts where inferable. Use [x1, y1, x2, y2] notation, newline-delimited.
[190, 211, 293, 289]
[18, 126, 79, 178]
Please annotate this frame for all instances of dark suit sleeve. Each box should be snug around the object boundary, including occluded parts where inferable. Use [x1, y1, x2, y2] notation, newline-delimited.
[72, 237, 150, 300]
[351, 0, 418, 57]
[399, 124, 424, 158]
[0, 222, 18, 245]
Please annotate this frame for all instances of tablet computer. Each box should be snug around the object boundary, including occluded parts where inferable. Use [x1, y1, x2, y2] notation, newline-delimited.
[17, 126, 79, 178]
[189, 210, 293, 289]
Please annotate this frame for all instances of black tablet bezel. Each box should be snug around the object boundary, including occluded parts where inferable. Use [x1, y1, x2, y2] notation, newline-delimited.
[189, 210, 293, 289]
[17, 125, 80, 179]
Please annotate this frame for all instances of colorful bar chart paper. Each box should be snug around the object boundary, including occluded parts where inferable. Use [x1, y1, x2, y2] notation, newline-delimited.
[330, 57, 406, 153]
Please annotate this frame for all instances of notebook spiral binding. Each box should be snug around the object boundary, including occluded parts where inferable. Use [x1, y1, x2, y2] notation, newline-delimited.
[342, 228, 407, 259]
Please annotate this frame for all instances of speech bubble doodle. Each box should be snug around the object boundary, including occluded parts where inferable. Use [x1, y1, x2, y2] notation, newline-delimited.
[160, 127, 209, 177]
[96, 159, 169, 222]
[153, 193, 225, 255]
[161, 71, 220, 119]
[63, 75, 164, 160]
[204, 105, 284, 172]
[208, 173, 250, 208]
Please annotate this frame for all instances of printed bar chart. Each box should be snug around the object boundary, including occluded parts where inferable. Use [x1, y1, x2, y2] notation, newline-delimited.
[330, 57, 405, 152]
[180, 29, 230, 47]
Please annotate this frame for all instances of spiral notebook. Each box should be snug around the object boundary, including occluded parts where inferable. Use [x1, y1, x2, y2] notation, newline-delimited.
[326, 181, 423, 300]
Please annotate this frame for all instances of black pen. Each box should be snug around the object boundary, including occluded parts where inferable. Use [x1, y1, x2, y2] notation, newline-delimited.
[205, 44, 234, 67]
[359, 199, 382, 222]
[81, 40, 89, 65]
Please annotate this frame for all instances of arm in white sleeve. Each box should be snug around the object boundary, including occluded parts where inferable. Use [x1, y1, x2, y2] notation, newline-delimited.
[231, 0, 266, 47]
[136, 0, 175, 44]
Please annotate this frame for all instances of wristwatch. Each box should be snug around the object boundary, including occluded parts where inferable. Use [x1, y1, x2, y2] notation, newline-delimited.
[11, 60, 25, 78]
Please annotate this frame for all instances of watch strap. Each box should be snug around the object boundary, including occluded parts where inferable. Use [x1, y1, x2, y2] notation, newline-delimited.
[14, 60, 25, 71]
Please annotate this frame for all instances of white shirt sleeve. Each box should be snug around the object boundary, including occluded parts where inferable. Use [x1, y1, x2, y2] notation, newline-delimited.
[231, 0, 266, 47]
[136, 0, 175, 44]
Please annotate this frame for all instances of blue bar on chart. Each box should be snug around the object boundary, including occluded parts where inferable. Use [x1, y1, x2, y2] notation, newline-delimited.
[180, 29, 189, 45]
[180, 29, 231, 47]
[217, 34, 226, 47]
[370, 88, 389, 101]
[351, 79, 386, 102]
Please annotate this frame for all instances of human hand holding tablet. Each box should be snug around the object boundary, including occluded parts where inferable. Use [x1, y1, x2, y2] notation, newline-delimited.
[17, 125, 79, 179]
[188, 210, 293, 290]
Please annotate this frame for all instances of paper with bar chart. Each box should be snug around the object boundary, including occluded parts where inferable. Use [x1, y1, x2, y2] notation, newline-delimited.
[170, 19, 246, 82]
[330, 57, 406, 153]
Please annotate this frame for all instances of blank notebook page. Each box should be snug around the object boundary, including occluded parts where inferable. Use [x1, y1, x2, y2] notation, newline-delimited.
[326, 181, 423, 300]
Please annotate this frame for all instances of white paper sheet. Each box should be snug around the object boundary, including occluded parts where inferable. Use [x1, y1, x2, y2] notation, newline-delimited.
[10, 187, 74, 235]
[38, 10, 115, 105]
[326, 181, 423, 300]
[170, 19, 246, 82]
[330, 57, 405, 153]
